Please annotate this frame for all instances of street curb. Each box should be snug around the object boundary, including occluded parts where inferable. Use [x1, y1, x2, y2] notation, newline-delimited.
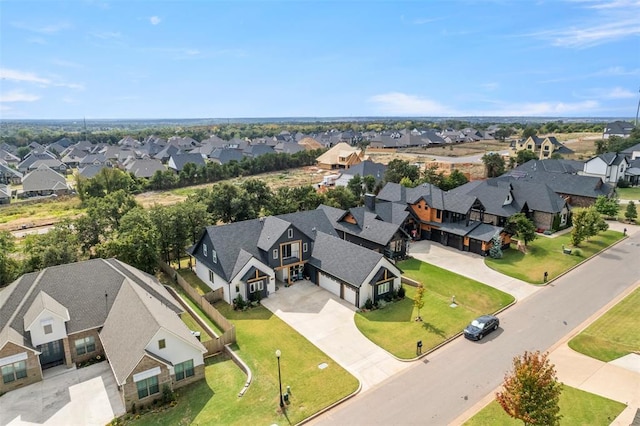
[295, 380, 363, 425]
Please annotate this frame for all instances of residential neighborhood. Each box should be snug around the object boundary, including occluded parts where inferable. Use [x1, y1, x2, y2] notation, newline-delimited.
[0, 119, 639, 426]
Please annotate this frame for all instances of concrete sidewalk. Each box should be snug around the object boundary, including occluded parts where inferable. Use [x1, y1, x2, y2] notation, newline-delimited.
[261, 281, 411, 392]
[409, 240, 540, 301]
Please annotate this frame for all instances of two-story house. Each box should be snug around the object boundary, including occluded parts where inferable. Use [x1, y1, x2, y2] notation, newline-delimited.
[316, 142, 364, 170]
[187, 209, 402, 308]
[514, 136, 571, 160]
[0, 259, 207, 411]
[581, 152, 629, 185]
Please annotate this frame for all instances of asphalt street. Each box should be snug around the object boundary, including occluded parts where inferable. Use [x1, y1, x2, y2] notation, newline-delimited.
[313, 233, 640, 426]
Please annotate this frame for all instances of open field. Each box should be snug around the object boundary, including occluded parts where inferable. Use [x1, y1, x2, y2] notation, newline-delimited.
[0, 196, 83, 231]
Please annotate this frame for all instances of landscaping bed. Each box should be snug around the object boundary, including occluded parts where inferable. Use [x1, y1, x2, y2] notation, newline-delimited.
[355, 259, 514, 359]
[485, 230, 624, 284]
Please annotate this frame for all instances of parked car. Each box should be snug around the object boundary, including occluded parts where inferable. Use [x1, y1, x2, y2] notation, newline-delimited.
[464, 315, 499, 341]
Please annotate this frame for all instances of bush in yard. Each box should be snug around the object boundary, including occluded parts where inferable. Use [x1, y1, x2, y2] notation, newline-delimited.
[162, 384, 176, 404]
[625, 201, 637, 222]
[489, 233, 503, 259]
[364, 298, 374, 310]
[397, 286, 406, 299]
[233, 294, 245, 310]
[594, 196, 619, 219]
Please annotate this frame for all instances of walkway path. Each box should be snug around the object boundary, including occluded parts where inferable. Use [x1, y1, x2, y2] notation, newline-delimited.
[261, 282, 411, 392]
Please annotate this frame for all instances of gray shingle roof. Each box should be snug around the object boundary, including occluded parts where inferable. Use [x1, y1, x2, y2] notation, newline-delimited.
[22, 165, 68, 192]
[318, 204, 403, 246]
[169, 153, 206, 171]
[307, 231, 384, 288]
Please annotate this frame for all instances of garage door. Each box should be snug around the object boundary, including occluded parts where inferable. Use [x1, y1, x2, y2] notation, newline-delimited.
[318, 273, 341, 298]
[447, 234, 463, 250]
[469, 239, 484, 255]
[343, 285, 357, 306]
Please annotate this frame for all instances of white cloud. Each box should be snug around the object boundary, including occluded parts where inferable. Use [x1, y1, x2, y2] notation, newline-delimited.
[0, 90, 41, 102]
[479, 100, 600, 116]
[481, 82, 499, 91]
[149, 16, 162, 25]
[369, 92, 454, 115]
[0, 68, 50, 85]
[603, 87, 637, 99]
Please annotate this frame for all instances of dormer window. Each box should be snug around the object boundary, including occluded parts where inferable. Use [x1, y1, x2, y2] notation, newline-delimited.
[158, 339, 166, 349]
[203, 244, 208, 257]
[44, 324, 52, 334]
[288, 228, 293, 239]
[211, 249, 217, 263]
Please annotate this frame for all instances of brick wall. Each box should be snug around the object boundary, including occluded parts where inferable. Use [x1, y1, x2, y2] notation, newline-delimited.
[68, 328, 104, 365]
[173, 363, 205, 390]
[0, 342, 42, 394]
[122, 355, 171, 411]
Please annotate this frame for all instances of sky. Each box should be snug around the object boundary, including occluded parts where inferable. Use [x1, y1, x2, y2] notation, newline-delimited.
[1, 0, 639, 120]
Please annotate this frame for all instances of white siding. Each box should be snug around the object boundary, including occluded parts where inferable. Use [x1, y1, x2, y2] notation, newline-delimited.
[146, 329, 205, 370]
[27, 311, 68, 347]
[194, 262, 229, 302]
[230, 257, 275, 301]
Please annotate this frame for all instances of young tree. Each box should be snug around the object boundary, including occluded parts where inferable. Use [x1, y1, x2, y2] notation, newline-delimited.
[362, 175, 376, 194]
[414, 283, 425, 321]
[496, 350, 562, 426]
[571, 207, 608, 246]
[594, 196, 619, 218]
[347, 174, 364, 198]
[505, 213, 536, 246]
[489, 233, 503, 259]
[440, 169, 469, 191]
[515, 150, 538, 165]
[0, 231, 20, 286]
[482, 153, 506, 178]
[625, 201, 637, 222]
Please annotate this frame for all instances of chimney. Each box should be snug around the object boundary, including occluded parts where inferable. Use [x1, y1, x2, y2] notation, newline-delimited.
[364, 193, 376, 211]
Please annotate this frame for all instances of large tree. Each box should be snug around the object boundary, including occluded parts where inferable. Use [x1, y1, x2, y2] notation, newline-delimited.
[0, 231, 20, 286]
[593, 196, 619, 219]
[570, 207, 608, 246]
[505, 213, 536, 246]
[22, 221, 82, 272]
[515, 150, 538, 165]
[385, 159, 420, 184]
[482, 153, 506, 178]
[496, 350, 562, 426]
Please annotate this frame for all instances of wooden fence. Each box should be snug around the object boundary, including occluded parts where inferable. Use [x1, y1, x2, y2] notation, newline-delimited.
[158, 261, 236, 355]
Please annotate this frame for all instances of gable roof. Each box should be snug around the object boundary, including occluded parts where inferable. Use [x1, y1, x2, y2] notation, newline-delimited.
[318, 204, 404, 246]
[316, 142, 362, 166]
[341, 160, 386, 181]
[210, 147, 244, 164]
[22, 165, 68, 192]
[168, 153, 206, 171]
[125, 159, 166, 178]
[23, 291, 70, 331]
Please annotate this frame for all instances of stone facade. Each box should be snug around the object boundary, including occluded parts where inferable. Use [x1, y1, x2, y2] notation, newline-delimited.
[122, 355, 172, 411]
[0, 342, 42, 393]
[561, 193, 597, 208]
[532, 211, 555, 230]
[68, 328, 104, 365]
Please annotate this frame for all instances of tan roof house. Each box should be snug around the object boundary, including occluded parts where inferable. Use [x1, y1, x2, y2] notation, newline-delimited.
[316, 142, 364, 170]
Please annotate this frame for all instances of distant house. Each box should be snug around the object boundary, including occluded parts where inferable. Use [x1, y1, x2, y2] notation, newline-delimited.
[28, 158, 68, 174]
[621, 142, 640, 160]
[78, 164, 110, 179]
[209, 148, 244, 165]
[316, 142, 364, 170]
[0, 162, 23, 185]
[333, 160, 386, 188]
[603, 121, 635, 139]
[125, 159, 166, 179]
[581, 152, 629, 184]
[167, 153, 206, 173]
[0, 184, 11, 204]
[0, 149, 20, 166]
[0, 259, 207, 411]
[514, 136, 572, 160]
[17, 151, 58, 173]
[243, 144, 275, 159]
[21, 165, 70, 197]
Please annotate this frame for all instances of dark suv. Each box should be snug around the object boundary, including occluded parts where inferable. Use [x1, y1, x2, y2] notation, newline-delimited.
[464, 315, 499, 341]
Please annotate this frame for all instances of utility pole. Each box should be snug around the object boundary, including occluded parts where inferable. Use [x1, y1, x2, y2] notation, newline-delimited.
[635, 87, 640, 126]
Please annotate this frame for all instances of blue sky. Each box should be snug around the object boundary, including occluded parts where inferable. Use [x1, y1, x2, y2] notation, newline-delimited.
[1, 0, 639, 119]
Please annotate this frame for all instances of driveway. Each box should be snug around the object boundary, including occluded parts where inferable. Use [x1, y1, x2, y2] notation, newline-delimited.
[0, 361, 125, 426]
[409, 239, 539, 301]
[261, 281, 411, 392]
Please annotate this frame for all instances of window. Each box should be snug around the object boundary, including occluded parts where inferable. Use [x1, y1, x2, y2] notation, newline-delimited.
[43, 324, 53, 335]
[175, 360, 194, 381]
[75, 336, 96, 356]
[211, 249, 217, 263]
[249, 283, 256, 293]
[136, 375, 160, 399]
[209, 270, 215, 283]
[378, 282, 390, 295]
[303, 243, 308, 253]
[288, 228, 293, 239]
[436, 210, 442, 220]
[202, 244, 208, 257]
[2, 361, 27, 384]
[257, 280, 264, 291]
[282, 243, 299, 259]
[273, 249, 278, 260]
[158, 339, 166, 349]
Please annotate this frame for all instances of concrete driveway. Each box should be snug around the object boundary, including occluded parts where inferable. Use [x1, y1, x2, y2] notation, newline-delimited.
[0, 361, 125, 426]
[261, 281, 411, 392]
[409, 239, 540, 301]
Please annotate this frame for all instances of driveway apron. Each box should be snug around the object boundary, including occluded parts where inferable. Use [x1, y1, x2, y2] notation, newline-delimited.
[261, 281, 411, 392]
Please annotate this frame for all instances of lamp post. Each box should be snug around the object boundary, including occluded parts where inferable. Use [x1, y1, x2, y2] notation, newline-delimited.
[275, 349, 284, 408]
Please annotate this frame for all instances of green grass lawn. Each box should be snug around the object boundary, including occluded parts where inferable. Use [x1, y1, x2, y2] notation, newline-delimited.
[179, 311, 213, 342]
[126, 292, 358, 425]
[568, 286, 640, 362]
[0, 196, 83, 226]
[463, 385, 626, 426]
[177, 268, 215, 296]
[485, 230, 623, 284]
[355, 259, 514, 359]
[617, 187, 640, 200]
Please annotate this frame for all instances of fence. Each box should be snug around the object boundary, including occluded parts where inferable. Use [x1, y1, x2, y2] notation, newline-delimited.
[158, 261, 236, 355]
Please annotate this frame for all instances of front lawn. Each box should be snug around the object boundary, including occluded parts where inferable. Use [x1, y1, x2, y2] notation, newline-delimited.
[463, 385, 626, 426]
[354, 259, 514, 359]
[485, 230, 623, 284]
[126, 297, 358, 425]
[617, 187, 640, 201]
[568, 286, 640, 362]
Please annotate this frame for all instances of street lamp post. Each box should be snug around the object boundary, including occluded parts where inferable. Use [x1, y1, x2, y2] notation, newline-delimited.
[275, 349, 284, 409]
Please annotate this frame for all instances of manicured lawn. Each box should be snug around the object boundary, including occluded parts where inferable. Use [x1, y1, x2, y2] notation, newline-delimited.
[179, 310, 213, 342]
[178, 268, 214, 296]
[568, 286, 640, 362]
[354, 259, 514, 359]
[617, 187, 640, 200]
[463, 385, 626, 426]
[127, 283, 358, 425]
[485, 230, 623, 284]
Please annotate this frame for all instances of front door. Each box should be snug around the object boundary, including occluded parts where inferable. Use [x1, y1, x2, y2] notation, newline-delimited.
[39, 340, 64, 369]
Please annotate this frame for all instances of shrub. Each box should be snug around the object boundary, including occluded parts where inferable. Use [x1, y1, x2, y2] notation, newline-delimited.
[364, 298, 374, 310]
[161, 384, 176, 404]
[131, 402, 136, 414]
[233, 294, 245, 310]
[384, 293, 393, 302]
[377, 300, 387, 309]
[572, 248, 583, 257]
[397, 286, 406, 299]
